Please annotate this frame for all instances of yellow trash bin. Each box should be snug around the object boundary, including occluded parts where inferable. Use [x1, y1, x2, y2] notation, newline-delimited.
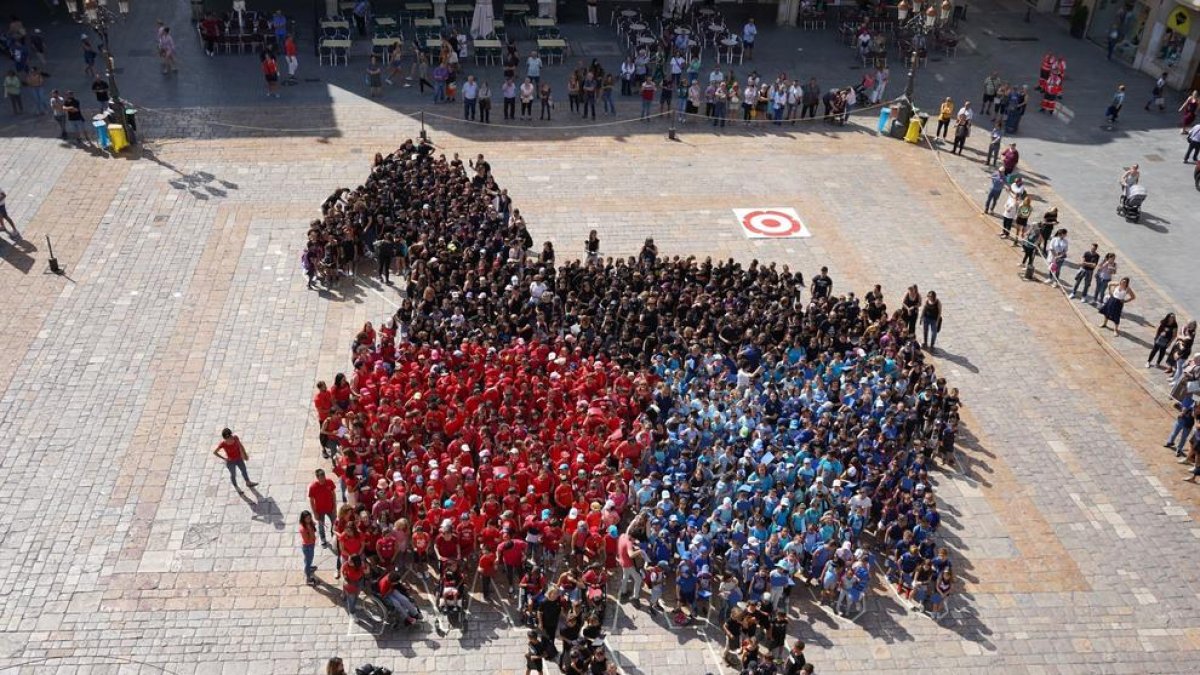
[904, 118, 923, 143]
[108, 124, 129, 152]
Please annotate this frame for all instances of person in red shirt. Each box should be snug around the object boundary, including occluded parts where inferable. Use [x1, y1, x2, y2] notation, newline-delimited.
[478, 544, 498, 600]
[499, 535, 529, 593]
[261, 51, 280, 97]
[313, 380, 333, 422]
[283, 33, 299, 82]
[341, 554, 365, 615]
[433, 523, 461, 570]
[308, 468, 338, 546]
[212, 428, 257, 492]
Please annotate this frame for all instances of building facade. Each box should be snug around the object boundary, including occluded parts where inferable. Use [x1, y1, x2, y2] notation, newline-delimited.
[1076, 0, 1200, 91]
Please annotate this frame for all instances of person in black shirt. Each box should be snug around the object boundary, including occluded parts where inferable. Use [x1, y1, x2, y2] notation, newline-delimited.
[62, 91, 86, 143]
[536, 586, 563, 642]
[782, 640, 807, 675]
[374, 235, 395, 284]
[557, 611, 582, 670]
[810, 266, 832, 300]
[766, 610, 788, 659]
[525, 630, 549, 674]
[91, 75, 109, 111]
[723, 607, 744, 656]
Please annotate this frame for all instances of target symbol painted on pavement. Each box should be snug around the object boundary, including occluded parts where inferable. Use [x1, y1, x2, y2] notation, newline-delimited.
[732, 207, 811, 239]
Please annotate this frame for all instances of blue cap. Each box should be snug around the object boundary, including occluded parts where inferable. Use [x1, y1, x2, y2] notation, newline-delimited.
[608, 525, 618, 537]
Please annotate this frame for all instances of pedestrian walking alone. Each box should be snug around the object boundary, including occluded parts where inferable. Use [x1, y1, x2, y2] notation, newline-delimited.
[1144, 73, 1167, 111]
[1105, 85, 1126, 125]
[157, 23, 178, 74]
[1184, 122, 1200, 163]
[367, 56, 383, 98]
[0, 188, 17, 235]
[212, 428, 258, 492]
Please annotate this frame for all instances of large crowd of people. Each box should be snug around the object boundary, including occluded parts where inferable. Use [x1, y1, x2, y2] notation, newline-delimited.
[299, 138, 960, 674]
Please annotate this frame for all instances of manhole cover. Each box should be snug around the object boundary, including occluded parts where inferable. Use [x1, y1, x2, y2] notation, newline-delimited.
[303, 77, 322, 82]
[929, 189, 942, 196]
[153, 215, 169, 223]
[1144, 153, 1164, 162]
[182, 523, 222, 550]
[997, 36, 1039, 42]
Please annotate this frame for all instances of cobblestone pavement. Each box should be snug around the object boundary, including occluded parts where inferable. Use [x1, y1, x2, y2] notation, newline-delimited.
[3, 96, 1200, 674]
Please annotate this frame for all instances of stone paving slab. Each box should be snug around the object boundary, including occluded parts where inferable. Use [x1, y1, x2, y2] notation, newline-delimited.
[2, 99, 1200, 674]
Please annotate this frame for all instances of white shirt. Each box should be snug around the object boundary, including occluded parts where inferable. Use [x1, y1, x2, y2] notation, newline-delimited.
[743, 22, 757, 43]
[1188, 123, 1200, 143]
[670, 56, 684, 74]
[956, 106, 973, 122]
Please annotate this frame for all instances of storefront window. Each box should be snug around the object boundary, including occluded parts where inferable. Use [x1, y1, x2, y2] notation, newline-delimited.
[1088, 0, 1150, 64]
[1157, 28, 1185, 67]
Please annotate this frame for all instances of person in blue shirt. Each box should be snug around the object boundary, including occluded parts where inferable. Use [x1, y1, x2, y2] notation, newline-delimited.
[675, 564, 698, 618]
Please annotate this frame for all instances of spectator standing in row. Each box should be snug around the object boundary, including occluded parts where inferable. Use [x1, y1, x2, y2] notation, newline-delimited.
[1099, 277, 1136, 337]
[462, 74, 478, 119]
[985, 120, 1003, 166]
[479, 80, 492, 123]
[1149, 314, 1179, 370]
[981, 71, 1001, 115]
[1069, 243, 1100, 300]
[1091, 253, 1117, 305]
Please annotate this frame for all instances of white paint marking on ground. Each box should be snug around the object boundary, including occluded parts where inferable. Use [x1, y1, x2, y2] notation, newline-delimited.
[365, 284, 401, 309]
[934, 73, 945, 82]
[964, 37, 976, 51]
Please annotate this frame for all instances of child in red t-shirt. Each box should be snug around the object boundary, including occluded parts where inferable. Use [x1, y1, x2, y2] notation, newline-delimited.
[478, 545, 498, 600]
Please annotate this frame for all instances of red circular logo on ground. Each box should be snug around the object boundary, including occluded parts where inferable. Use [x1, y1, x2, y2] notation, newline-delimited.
[740, 209, 804, 237]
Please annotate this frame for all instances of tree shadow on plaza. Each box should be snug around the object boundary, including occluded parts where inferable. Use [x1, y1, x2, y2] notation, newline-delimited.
[135, 148, 242, 201]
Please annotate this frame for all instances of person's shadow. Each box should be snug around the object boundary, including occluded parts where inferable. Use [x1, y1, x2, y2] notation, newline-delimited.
[237, 486, 286, 530]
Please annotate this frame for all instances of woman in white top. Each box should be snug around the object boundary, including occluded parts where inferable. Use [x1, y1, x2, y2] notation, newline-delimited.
[1099, 276, 1136, 337]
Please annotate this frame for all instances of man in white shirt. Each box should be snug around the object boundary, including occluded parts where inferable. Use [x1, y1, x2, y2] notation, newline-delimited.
[669, 53, 685, 87]
[956, 100, 973, 125]
[742, 18, 757, 61]
[461, 75, 478, 121]
[1185, 123, 1200, 163]
[708, 66, 724, 87]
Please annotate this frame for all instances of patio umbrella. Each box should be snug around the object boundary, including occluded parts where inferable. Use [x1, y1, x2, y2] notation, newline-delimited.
[471, 0, 496, 39]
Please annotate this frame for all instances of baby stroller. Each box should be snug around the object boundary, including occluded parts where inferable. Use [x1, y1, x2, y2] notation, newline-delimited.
[1117, 184, 1147, 223]
[435, 561, 469, 634]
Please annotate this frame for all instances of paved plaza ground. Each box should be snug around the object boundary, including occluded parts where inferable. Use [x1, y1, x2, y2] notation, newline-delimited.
[2, 1, 1200, 674]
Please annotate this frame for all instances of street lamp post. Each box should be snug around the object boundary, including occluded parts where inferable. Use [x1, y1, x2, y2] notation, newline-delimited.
[893, 0, 952, 134]
[64, 0, 135, 148]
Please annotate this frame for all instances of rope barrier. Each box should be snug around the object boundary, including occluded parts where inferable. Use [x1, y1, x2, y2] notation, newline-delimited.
[134, 96, 891, 134]
[0, 655, 182, 674]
